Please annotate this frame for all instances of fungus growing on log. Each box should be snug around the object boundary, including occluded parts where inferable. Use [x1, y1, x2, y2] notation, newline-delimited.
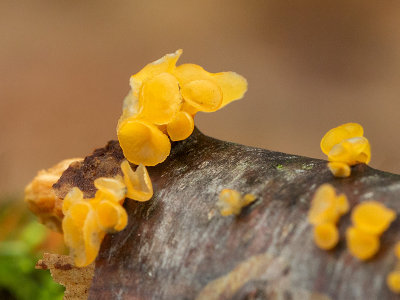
[61, 161, 152, 267]
[307, 184, 348, 250]
[42, 130, 400, 299]
[25, 50, 400, 299]
[216, 189, 256, 216]
[321, 123, 371, 178]
[346, 201, 396, 260]
[117, 50, 247, 167]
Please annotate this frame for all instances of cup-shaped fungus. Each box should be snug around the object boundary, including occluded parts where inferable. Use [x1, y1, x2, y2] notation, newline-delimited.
[346, 226, 380, 260]
[94, 176, 126, 203]
[327, 162, 351, 178]
[117, 49, 247, 167]
[61, 160, 154, 267]
[395, 242, 400, 259]
[308, 184, 349, 250]
[387, 271, 400, 293]
[217, 189, 256, 216]
[62, 185, 129, 267]
[320, 123, 371, 177]
[351, 201, 396, 236]
[313, 223, 339, 250]
[167, 111, 195, 141]
[387, 244, 400, 294]
[346, 201, 395, 260]
[118, 118, 171, 166]
[308, 184, 349, 226]
[120, 160, 153, 201]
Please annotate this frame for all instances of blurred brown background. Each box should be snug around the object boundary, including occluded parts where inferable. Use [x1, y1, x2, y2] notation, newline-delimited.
[1, 0, 400, 196]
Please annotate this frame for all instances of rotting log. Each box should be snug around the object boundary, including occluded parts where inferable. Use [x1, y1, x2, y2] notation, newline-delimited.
[52, 128, 400, 299]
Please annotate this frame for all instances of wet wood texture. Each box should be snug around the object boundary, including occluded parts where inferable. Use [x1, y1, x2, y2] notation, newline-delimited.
[55, 128, 400, 299]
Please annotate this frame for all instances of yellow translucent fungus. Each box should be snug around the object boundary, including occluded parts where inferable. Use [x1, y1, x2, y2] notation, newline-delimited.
[217, 189, 256, 216]
[95, 200, 128, 231]
[327, 162, 351, 178]
[327, 137, 371, 165]
[346, 226, 380, 260]
[351, 201, 396, 236]
[167, 111, 195, 141]
[62, 187, 84, 215]
[320, 123, 364, 155]
[138, 72, 182, 125]
[181, 101, 199, 116]
[387, 271, 400, 293]
[120, 160, 153, 202]
[82, 211, 105, 266]
[313, 223, 339, 250]
[173, 63, 248, 108]
[320, 123, 371, 178]
[181, 79, 222, 112]
[117, 49, 247, 167]
[118, 118, 171, 166]
[395, 242, 400, 259]
[94, 176, 126, 203]
[62, 181, 129, 266]
[308, 184, 348, 251]
[62, 160, 154, 267]
[308, 184, 349, 226]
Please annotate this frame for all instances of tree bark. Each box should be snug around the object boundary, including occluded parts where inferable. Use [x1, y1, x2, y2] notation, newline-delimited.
[54, 128, 400, 299]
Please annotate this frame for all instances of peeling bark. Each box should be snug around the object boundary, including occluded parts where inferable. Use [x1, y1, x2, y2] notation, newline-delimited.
[36, 253, 94, 300]
[54, 128, 400, 299]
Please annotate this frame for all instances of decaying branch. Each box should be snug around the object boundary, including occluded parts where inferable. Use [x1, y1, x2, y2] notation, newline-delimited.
[51, 128, 400, 299]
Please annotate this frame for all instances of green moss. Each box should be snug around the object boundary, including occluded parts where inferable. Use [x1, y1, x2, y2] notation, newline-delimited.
[302, 163, 314, 170]
[276, 164, 283, 170]
[0, 199, 64, 300]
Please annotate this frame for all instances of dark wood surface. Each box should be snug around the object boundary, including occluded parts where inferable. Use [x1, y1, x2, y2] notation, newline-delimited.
[55, 128, 400, 299]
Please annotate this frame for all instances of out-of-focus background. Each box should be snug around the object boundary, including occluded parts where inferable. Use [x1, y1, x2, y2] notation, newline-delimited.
[2, 0, 400, 196]
[1, 1, 400, 298]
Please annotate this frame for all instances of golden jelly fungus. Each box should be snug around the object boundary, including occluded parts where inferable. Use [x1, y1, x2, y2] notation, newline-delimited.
[308, 184, 349, 226]
[94, 176, 126, 203]
[395, 242, 400, 259]
[62, 161, 152, 267]
[351, 201, 396, 236]
[118, 118, 171, 166]
[167, 111, 195, 142]
[117, 50, 247, 167]
[180, 79, 222, 112]
[346, 226, 380, 260]
[217, 189, 256, 216]
[308, 184, 348, 251]
[327, 137, 371, 165]
[327, 162, 351, 178]
[320, 123, 363, 155]
[313, 223, 339, 250]
[120, 160, 153, 202]
[138, 72, 182, 125]
[387, 271, 400, 293]
[320, 123, 371, 178]
[62, 191, 127, 267]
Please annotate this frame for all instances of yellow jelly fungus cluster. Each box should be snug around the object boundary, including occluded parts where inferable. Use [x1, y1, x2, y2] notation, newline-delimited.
[117, 49, 247, 167]
[320, 123, 371, 178]
[346, 201, 396, 260]
[217, 189, 256, 216]
[308, 184, 349, 250]
[62, 160, 153, 267]
[387, 242, 400, 293]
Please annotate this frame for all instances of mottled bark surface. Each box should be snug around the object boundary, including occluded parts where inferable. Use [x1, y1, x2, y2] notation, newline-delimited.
[55, 128, 400, 299]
